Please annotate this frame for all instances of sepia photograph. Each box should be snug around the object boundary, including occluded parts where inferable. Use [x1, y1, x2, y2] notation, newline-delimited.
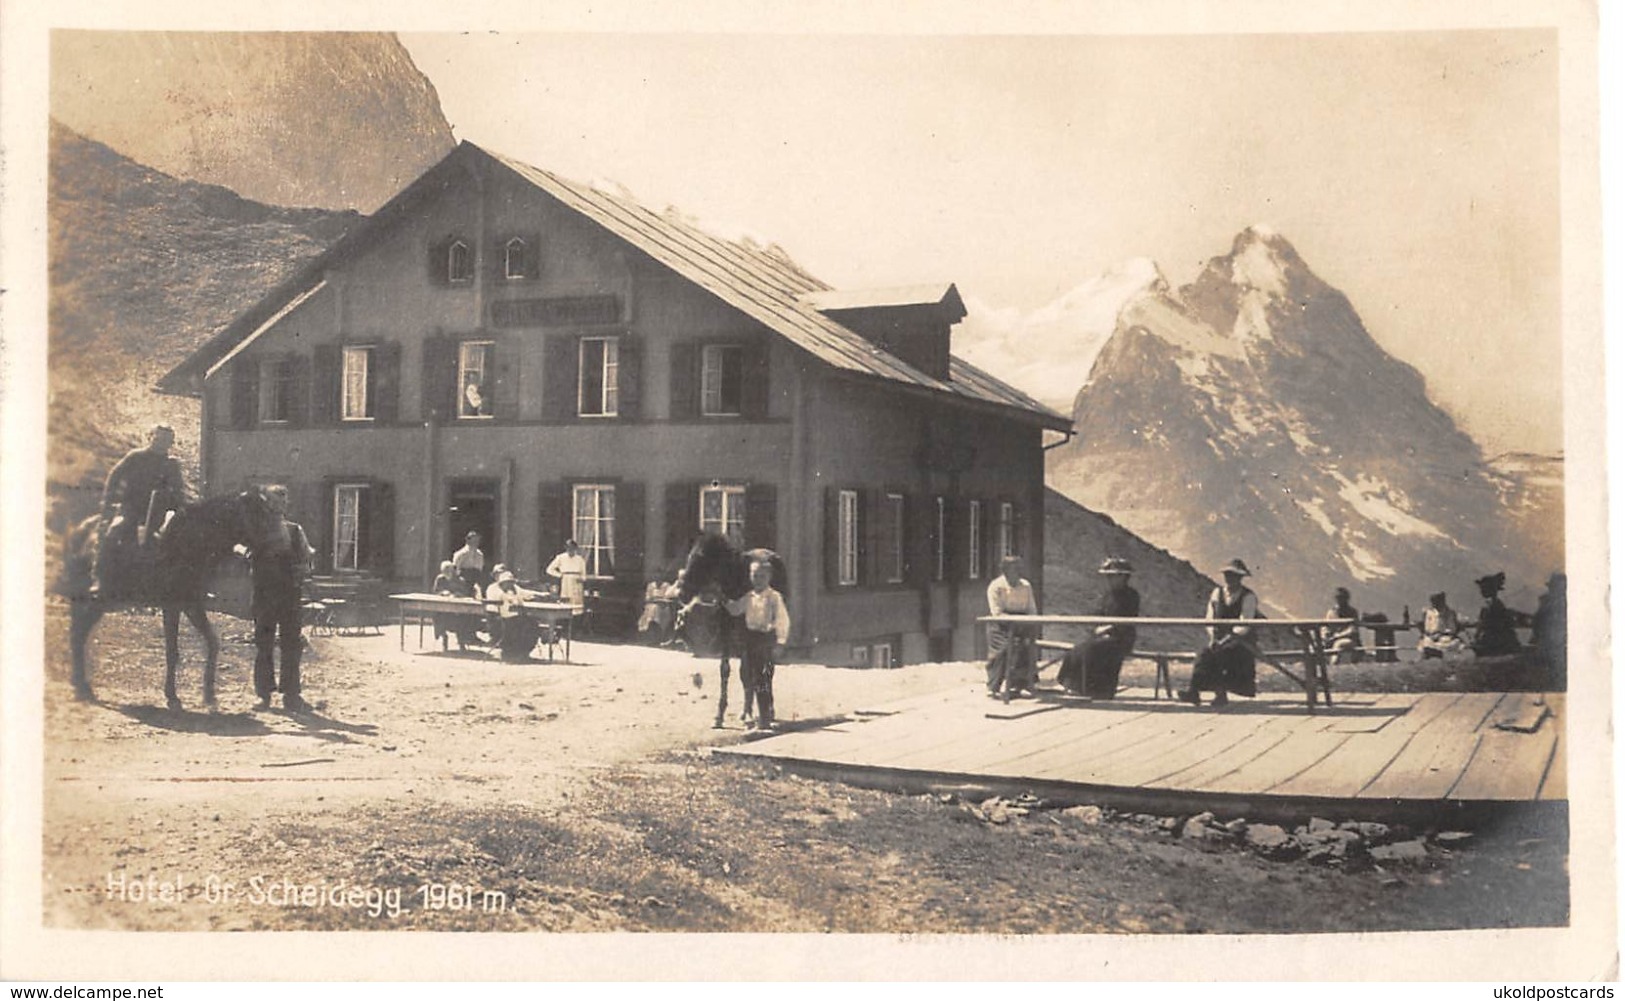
[1, 0, 1614, 983]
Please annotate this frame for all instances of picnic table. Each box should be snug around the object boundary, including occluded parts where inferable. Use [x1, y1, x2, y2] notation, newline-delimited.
[980, 614, 1357, 711]
[391, 593, 578, 663]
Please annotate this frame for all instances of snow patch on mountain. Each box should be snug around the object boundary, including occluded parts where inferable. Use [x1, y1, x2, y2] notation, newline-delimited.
[954, 258, 1164, 409]
[1331, 473, 1448, 541]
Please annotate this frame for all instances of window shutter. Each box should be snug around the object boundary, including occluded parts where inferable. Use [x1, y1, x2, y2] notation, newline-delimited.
[616, 481, 646, 578]
[311, 345, 340, 425]
[523, 233, 541, 280]
[542, 335, 578, 421]
[314, 480, 336, 574]
[824, 486, 842, 591]
[428, 237, 451, 285]
[286, 353, 311, 428]
[616, 334, 642, 420]
[741, 341, 771, 419]
[230, 360, 258, 430]
[669, 342, 700, 419]
[293, 480, 325, 571]
[363, 481, 396, 577]
[493, 337, 520, 421]
[664, 479, 700, 564]
[537, 480, 569, 575]
[420, 335, 455, 422]
[745, 481, 778, 552]
[978, 499, 993, 580]
[374, 342, 401, 424]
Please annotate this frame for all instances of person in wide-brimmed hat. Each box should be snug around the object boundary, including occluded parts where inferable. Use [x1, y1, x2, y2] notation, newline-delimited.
[1180, 558, 1261, 708]
[1472, 571, 1523, 657]
[1058, 557, 1141, 699]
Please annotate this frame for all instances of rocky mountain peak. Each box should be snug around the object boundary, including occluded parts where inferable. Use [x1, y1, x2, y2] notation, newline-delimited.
[51, 32, 456, 212]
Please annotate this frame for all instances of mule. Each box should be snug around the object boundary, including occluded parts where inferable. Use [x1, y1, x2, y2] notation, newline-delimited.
[677, 533, 787, 728]
[62, 490, 279, 708]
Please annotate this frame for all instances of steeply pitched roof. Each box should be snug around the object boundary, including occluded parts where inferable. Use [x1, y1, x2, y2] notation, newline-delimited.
[161, 141, 1070, 430]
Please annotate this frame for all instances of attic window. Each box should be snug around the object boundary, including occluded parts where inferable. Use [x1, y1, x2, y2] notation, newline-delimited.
[447, 240, 473, 284]
[504, 238, 529, 280]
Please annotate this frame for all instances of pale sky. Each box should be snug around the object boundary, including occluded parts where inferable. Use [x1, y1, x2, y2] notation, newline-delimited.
[400, 30, 1561, 455]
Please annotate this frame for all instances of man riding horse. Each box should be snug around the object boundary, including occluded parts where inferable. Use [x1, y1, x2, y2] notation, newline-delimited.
[91, 424, 191, 598]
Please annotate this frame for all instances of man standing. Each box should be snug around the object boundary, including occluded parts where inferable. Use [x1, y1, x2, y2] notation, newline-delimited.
[251, 485, 314, 712]
[546, 539, 589, 613]
[92, 424, 191, 596]
[724, 559, 791, 730]
[986, 555, 1040, 701]
[452, 531, 486, 593]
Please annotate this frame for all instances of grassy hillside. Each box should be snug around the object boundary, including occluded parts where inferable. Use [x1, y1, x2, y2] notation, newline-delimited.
[47, 120, 358, 535]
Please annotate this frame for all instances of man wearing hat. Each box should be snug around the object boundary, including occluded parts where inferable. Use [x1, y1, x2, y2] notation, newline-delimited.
[1417, 591, 1467, 659]
[452, 530, 487, 593]
[91, 423, 192, 597]
[1471, 571, 1523, 657]
[1058, 557, 1140, 699]
[986, 555, 1040, 700]
[249, 485, 314, 712]
[1180, 558, 1261, 708]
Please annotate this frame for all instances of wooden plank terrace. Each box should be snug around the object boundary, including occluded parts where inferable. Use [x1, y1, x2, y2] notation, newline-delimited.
[713, 684, 1566, 824]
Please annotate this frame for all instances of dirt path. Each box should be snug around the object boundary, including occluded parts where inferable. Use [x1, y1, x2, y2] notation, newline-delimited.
[42, 604, 1567, 933]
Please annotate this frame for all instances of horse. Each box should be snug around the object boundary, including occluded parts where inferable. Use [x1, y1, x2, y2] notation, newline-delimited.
[61, 490, 280, 708]
[677, 532, 788, 728]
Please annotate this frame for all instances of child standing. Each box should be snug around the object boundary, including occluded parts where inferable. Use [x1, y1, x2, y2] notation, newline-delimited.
[725, 560, 791, 730]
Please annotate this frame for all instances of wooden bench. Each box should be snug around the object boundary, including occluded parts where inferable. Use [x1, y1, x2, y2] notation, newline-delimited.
[988, 614, 1353, 711]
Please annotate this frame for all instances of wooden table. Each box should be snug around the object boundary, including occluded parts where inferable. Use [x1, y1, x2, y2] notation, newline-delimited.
[981, 615, 1356, 711]
[391, 593, 578, 663]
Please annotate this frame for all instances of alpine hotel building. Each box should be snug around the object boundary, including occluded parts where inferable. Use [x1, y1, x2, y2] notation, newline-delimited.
[161, 142, 1070, 665]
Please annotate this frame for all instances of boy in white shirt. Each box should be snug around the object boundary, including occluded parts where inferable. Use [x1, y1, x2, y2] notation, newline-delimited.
[724, 560, 791, 730]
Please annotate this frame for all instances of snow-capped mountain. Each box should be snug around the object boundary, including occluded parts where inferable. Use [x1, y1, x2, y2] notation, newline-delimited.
[1047, 226, 1563, 616]
[955, 258, 1163, 411]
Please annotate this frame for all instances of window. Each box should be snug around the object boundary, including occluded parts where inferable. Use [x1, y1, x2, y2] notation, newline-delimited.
[341, 346, 373, 420]
[333, 484, 366, 571]
[447, 240, 473, 283]
[578, 336, 620, 416]
[934, 496, 947, 582]
[504, 238, 528, 280]
[968, 499, 982, 580]
[998, 502, 1016, 561]
[700, 484, 746, 545]
[837, 489, 859, 586]
[885, 493, 905, 583]
[872, 642, 894, 670]
[457, 341, 494, 418]
[701, 344, 744, 416]
[258, 357, 292, 423]
[572, 484, 616, 577]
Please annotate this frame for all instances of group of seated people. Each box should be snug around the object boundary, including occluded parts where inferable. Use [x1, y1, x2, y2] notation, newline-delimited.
[986, 554, 1549, 708]
[428, 530, 588, 662]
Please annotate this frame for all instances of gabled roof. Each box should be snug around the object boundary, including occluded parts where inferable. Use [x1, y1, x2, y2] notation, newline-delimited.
[161, 141, 1069, 430]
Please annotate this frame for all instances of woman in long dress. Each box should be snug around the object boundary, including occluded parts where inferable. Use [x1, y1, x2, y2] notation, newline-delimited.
[1181, 559, 1260, 708]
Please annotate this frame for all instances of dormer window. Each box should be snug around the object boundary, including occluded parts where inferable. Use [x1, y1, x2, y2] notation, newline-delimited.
[447, 240, 473, 284]
[504, 238, 528, 280]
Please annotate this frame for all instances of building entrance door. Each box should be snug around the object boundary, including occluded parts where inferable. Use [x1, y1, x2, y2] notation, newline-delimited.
[447, 480, 500, 577]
